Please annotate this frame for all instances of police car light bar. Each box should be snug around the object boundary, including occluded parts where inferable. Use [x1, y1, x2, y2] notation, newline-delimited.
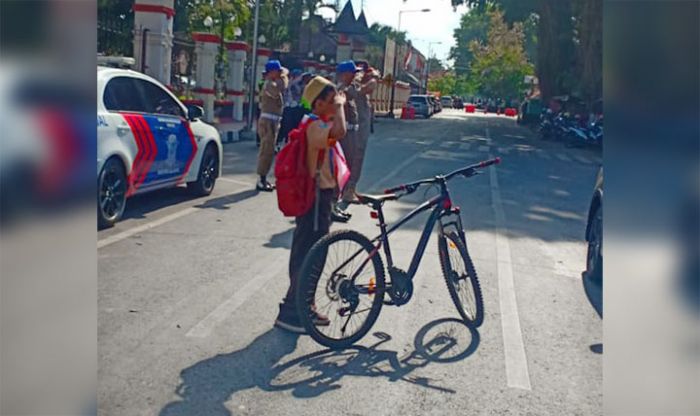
[97, 56, 136, 69]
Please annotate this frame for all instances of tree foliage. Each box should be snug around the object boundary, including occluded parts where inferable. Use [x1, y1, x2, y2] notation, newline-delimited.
[468, 10, 533, 100]
[450, 0, 602, 108]
[450, 5, 491, 76]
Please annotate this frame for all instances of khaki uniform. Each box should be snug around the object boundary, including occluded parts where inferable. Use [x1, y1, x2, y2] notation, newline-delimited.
[354, 83, 373, 192]
[256, 76, 287, 176]
[338, 80, 361, 201]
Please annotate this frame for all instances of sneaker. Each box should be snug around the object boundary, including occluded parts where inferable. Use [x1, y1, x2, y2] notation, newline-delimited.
[331, 206, 351, 223]
[256, 179, 275, 192]
[310, 307, 331, 327]
[274, 305, 305, 334]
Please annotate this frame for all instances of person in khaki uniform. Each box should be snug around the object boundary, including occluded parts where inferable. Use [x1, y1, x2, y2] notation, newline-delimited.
[334, 60, 379, 220]
[256, 60, 288, 191]
[274, 76, 347, 333]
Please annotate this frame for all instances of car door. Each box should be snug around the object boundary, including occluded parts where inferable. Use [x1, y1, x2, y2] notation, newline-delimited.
[132, 78, 197, 189]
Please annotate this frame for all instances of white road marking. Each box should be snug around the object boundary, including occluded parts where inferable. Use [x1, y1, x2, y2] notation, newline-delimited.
[369, 152, 422, 192]
[186, 253, 287, 338]
[555, 153, 572, 162]
[98, 180, 251, 249]
[486, 123, 532, 390]
[219, 177, 255, 186]
[497, 147, 510, 155]
[459, 143, 472, 151]
[478, 145, 490, 152]
[440, 141, 455, 148]
[573, 155, 592, 165]
[97, 207, 198, 249]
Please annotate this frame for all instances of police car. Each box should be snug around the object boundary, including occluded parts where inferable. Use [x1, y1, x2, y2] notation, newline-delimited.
[97, 67, 222, 228]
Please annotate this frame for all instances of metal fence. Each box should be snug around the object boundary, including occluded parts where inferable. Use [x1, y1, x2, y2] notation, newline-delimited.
[97, 7, 133, 57]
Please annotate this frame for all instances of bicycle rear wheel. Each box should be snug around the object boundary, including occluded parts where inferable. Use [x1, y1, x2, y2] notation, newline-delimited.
[438, 231, 484, 327]
[296, 230, 386, 350]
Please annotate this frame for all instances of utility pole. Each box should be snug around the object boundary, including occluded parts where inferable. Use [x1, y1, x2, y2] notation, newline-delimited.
[388, 9, 430, 118]
[244, 0, 261, 138]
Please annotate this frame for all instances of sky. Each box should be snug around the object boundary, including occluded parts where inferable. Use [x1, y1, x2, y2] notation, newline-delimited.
[318, 0, 468, 66]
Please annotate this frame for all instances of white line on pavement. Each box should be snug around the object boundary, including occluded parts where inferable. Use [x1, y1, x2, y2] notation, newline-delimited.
[98, 179, 252, 249]
[459, 143, 472, 151]
[369, 152, 422, 192]
[478, 145, 490, 152]
[573, 155, 592, 165]
[97, 207, 198, 249]
[186, 253, 287, 338]
[555, 153, 572, 162]
[219, 177, 255, 186]
[486, 122, 532, 390]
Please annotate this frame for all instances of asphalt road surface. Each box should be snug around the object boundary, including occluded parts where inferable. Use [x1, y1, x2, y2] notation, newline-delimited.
[98, 109, 602, 416]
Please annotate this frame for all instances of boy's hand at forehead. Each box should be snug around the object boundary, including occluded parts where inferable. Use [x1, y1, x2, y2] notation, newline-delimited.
[334, 91, 346, 106]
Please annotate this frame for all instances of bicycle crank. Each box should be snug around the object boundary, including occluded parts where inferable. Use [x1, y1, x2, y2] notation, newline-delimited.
[386, 267, 413, 306]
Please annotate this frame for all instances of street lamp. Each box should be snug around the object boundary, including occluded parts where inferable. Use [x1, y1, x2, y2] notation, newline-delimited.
[388, 8, 431, 118]
[319, 54, 325, 63]
[258, 34, 266, 44]
[425, 41, 442, 94]
[307, 51, 314, 59]
[233, 27, 242, 38]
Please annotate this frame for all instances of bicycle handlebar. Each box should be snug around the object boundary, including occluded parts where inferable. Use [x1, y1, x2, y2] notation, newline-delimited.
[384, 157, 501, 194]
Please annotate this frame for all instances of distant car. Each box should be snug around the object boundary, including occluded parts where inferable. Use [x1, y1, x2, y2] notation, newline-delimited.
[452, 97, 464, 109]
[440, 96, 453, 108]
[407, 95, 433, 118]
[97, 67, 222, 228]
[585, 167, 603, 281]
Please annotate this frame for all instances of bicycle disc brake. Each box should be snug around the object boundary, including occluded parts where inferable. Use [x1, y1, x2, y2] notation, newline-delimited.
[387, 267, 413, 306]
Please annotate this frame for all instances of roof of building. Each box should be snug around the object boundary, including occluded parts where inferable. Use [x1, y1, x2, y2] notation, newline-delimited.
[334, 1, 368, 35]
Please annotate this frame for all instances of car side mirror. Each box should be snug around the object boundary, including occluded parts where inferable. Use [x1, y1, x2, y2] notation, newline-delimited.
[187, 105, 204, 121]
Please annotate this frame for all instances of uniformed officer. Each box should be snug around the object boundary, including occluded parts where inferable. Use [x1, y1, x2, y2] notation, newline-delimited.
[352, 60, 379, 195]
[256, 60, 288, 192]
[332, 60, 361, 221]
[334, 60, 379, 220]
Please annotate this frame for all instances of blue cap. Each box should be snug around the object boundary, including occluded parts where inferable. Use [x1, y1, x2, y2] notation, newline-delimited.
[265, 60, 282, 72]
[336, 60, 359, 74]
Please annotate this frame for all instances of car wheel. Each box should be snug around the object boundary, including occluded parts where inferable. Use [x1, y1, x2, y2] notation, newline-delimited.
[586, 203, 603, 281]
[98, 158, 127, 229]
[187, 144, 218, 196]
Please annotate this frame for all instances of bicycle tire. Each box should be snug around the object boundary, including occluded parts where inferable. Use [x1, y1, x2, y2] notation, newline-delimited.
[296, 230, 386, 350]
[438, 231, 484, 327]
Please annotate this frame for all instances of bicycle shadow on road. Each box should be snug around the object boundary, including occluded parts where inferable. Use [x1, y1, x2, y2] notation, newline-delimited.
[266, 318, 480, 398]
[160, 318, 479, 416]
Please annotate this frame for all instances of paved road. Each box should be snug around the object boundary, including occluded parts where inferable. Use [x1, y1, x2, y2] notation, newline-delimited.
[98, 109, 602, 415]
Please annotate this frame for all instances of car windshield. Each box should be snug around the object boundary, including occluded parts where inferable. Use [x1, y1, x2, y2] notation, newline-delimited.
[409, 97, 425, 103]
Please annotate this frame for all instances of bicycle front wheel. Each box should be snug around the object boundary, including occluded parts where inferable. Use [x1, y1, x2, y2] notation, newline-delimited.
[296, 230, 386, 350]
[438, 231, 484, 327]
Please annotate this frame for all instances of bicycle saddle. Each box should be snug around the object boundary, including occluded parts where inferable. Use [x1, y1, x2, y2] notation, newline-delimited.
[354, 192, 398, 206]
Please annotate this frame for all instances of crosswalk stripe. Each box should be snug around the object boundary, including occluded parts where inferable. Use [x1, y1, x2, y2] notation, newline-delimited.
[573, 155, 592, 165]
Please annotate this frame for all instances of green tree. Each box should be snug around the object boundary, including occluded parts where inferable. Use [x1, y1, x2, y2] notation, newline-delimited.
[449, 6, 491, 76]
[468, 9, 533, 100]
[428, 72, 457, 95]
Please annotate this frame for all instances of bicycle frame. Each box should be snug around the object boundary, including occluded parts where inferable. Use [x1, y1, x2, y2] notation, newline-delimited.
[336, 179, 465, 284]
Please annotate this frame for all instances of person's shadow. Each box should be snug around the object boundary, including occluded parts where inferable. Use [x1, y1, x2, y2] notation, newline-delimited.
[160, 329, 299, 416]
[160, 318, 479, 416]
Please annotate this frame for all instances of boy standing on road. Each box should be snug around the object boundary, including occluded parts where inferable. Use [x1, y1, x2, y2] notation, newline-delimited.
[274, 76, 348, 333]
[256, 60, 288, 192]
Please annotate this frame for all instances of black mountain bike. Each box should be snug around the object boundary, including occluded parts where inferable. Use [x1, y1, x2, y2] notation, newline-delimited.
[296, 157, 501, 349]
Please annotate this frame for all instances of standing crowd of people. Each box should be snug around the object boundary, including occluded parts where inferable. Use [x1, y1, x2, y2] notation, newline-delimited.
[251, 58, 381, 332]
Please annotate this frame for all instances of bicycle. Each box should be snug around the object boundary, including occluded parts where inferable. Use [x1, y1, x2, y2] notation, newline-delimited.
[296, 157, 501, 349]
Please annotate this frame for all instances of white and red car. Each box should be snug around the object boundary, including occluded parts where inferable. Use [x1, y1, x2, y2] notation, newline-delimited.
[97, 67, 222, 227]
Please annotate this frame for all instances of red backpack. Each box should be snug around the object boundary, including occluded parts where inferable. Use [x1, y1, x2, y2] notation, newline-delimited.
[274, 115, 324, 217]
